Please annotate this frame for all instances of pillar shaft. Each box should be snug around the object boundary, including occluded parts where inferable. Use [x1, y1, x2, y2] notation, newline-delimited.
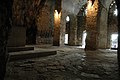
[53, 10, 67, 46]
[77, 15, 86, 46]
[107, 22, 111, 49]
[85, 0, 98, 50]
[97, 7, 108, 49]
[116, 0, 120, 69]
[68, 14, 78, 46]
[53, 11, 61, 46]
[59, 10, 67, 46]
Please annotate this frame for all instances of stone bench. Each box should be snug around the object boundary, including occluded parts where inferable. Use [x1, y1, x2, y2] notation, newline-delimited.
[9, 50, 57, 61]
[7, 46, 34, 52]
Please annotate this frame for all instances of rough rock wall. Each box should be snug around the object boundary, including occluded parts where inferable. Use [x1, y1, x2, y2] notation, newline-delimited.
[10, 0, 55, 45]
[36, 0, 54, 44]
[8, 0, 44, 46]
[12, 0, 25, 26]
[12, 0, 41, 26]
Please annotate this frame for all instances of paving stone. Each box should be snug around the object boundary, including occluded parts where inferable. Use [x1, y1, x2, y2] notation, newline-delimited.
[75, 78, 81, 80]
[47, 66, 58, 70]
[34, 66, 48, 73]
[81, 72, 100, 78]
[77, 66, 83, 70]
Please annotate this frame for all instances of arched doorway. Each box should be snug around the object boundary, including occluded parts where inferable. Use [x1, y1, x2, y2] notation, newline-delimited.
[64, 16, 70, 45]
[108, 0, 118, 49]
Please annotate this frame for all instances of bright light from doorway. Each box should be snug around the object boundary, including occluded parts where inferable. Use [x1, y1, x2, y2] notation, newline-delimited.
[82, 30, 87, 48]
[111, 34, 118, 48]
[64, 34, 68, 44]
[114, 9, 118, 16]
[66, 16, 70, 22]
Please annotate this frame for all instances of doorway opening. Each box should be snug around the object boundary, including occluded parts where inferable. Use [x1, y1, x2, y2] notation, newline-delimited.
[82, 30, 87, 48]
[111, 34, 118, 49]
[108, 1, 118, 49]
[64, 16, 70, 45]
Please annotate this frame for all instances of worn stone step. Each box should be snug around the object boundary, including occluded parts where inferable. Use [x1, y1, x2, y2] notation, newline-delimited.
[7, 46, 34, 52]
[9, 50, 57, 61]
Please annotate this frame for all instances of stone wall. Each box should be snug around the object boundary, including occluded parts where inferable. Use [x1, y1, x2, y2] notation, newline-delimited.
[8, 0, 26, 47]
[8, 0, 54, 46]
[36, 0, 54, 44]
[7, 27, 26, 47]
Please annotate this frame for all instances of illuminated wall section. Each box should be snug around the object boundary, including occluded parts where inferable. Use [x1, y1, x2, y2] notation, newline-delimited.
[85, 0, 98, 50]
[53, 10, 61, 46]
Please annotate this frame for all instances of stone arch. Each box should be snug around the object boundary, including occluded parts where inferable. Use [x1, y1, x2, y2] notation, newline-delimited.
[107, 0, 118, 49]
[96, 0, 113, 49]
[77, 4, 87, 46]
[64, 15, 70, 45]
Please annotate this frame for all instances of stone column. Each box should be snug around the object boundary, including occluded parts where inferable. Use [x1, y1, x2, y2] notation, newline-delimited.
[53, 10, 67, 46]
[107, 30, 111, 49]
[85, 0, 98, 50]
[53, 10, 61, 46]
[53, 0, 67, 46]
[107, 21, 112, 49]
[97, 7, 108, 49]
[77, 15, 86, 46]
[59, 10, 67, 46]
[115, 0, 120, 69]
[68, 14, 78, 46]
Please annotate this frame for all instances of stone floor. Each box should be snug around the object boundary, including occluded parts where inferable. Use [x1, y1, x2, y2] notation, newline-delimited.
[5, 46, 120, 80]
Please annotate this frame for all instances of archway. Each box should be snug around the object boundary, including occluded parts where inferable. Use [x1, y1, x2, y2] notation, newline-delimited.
[108, 0, 118, 49]
[111, 33, 118, 49]
[77, 4, 87, 47]
[64, 16, 70, 45]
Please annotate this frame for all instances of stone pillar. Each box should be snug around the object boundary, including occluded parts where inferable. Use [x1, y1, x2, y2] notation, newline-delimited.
[53, 0, 67, 46]
[68, 14, 78, 46]
[77, 15, 86, 46]
[107, 23, 111, 49]
[53, 10, 67, 46]
[107, 31, 111, 49]
[59, 10, 67, 46]
[85, 0, 98, 50]
[97, 7, 108, 49]
[53, 10, 61, 46]
[115, 0, 120, 69]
